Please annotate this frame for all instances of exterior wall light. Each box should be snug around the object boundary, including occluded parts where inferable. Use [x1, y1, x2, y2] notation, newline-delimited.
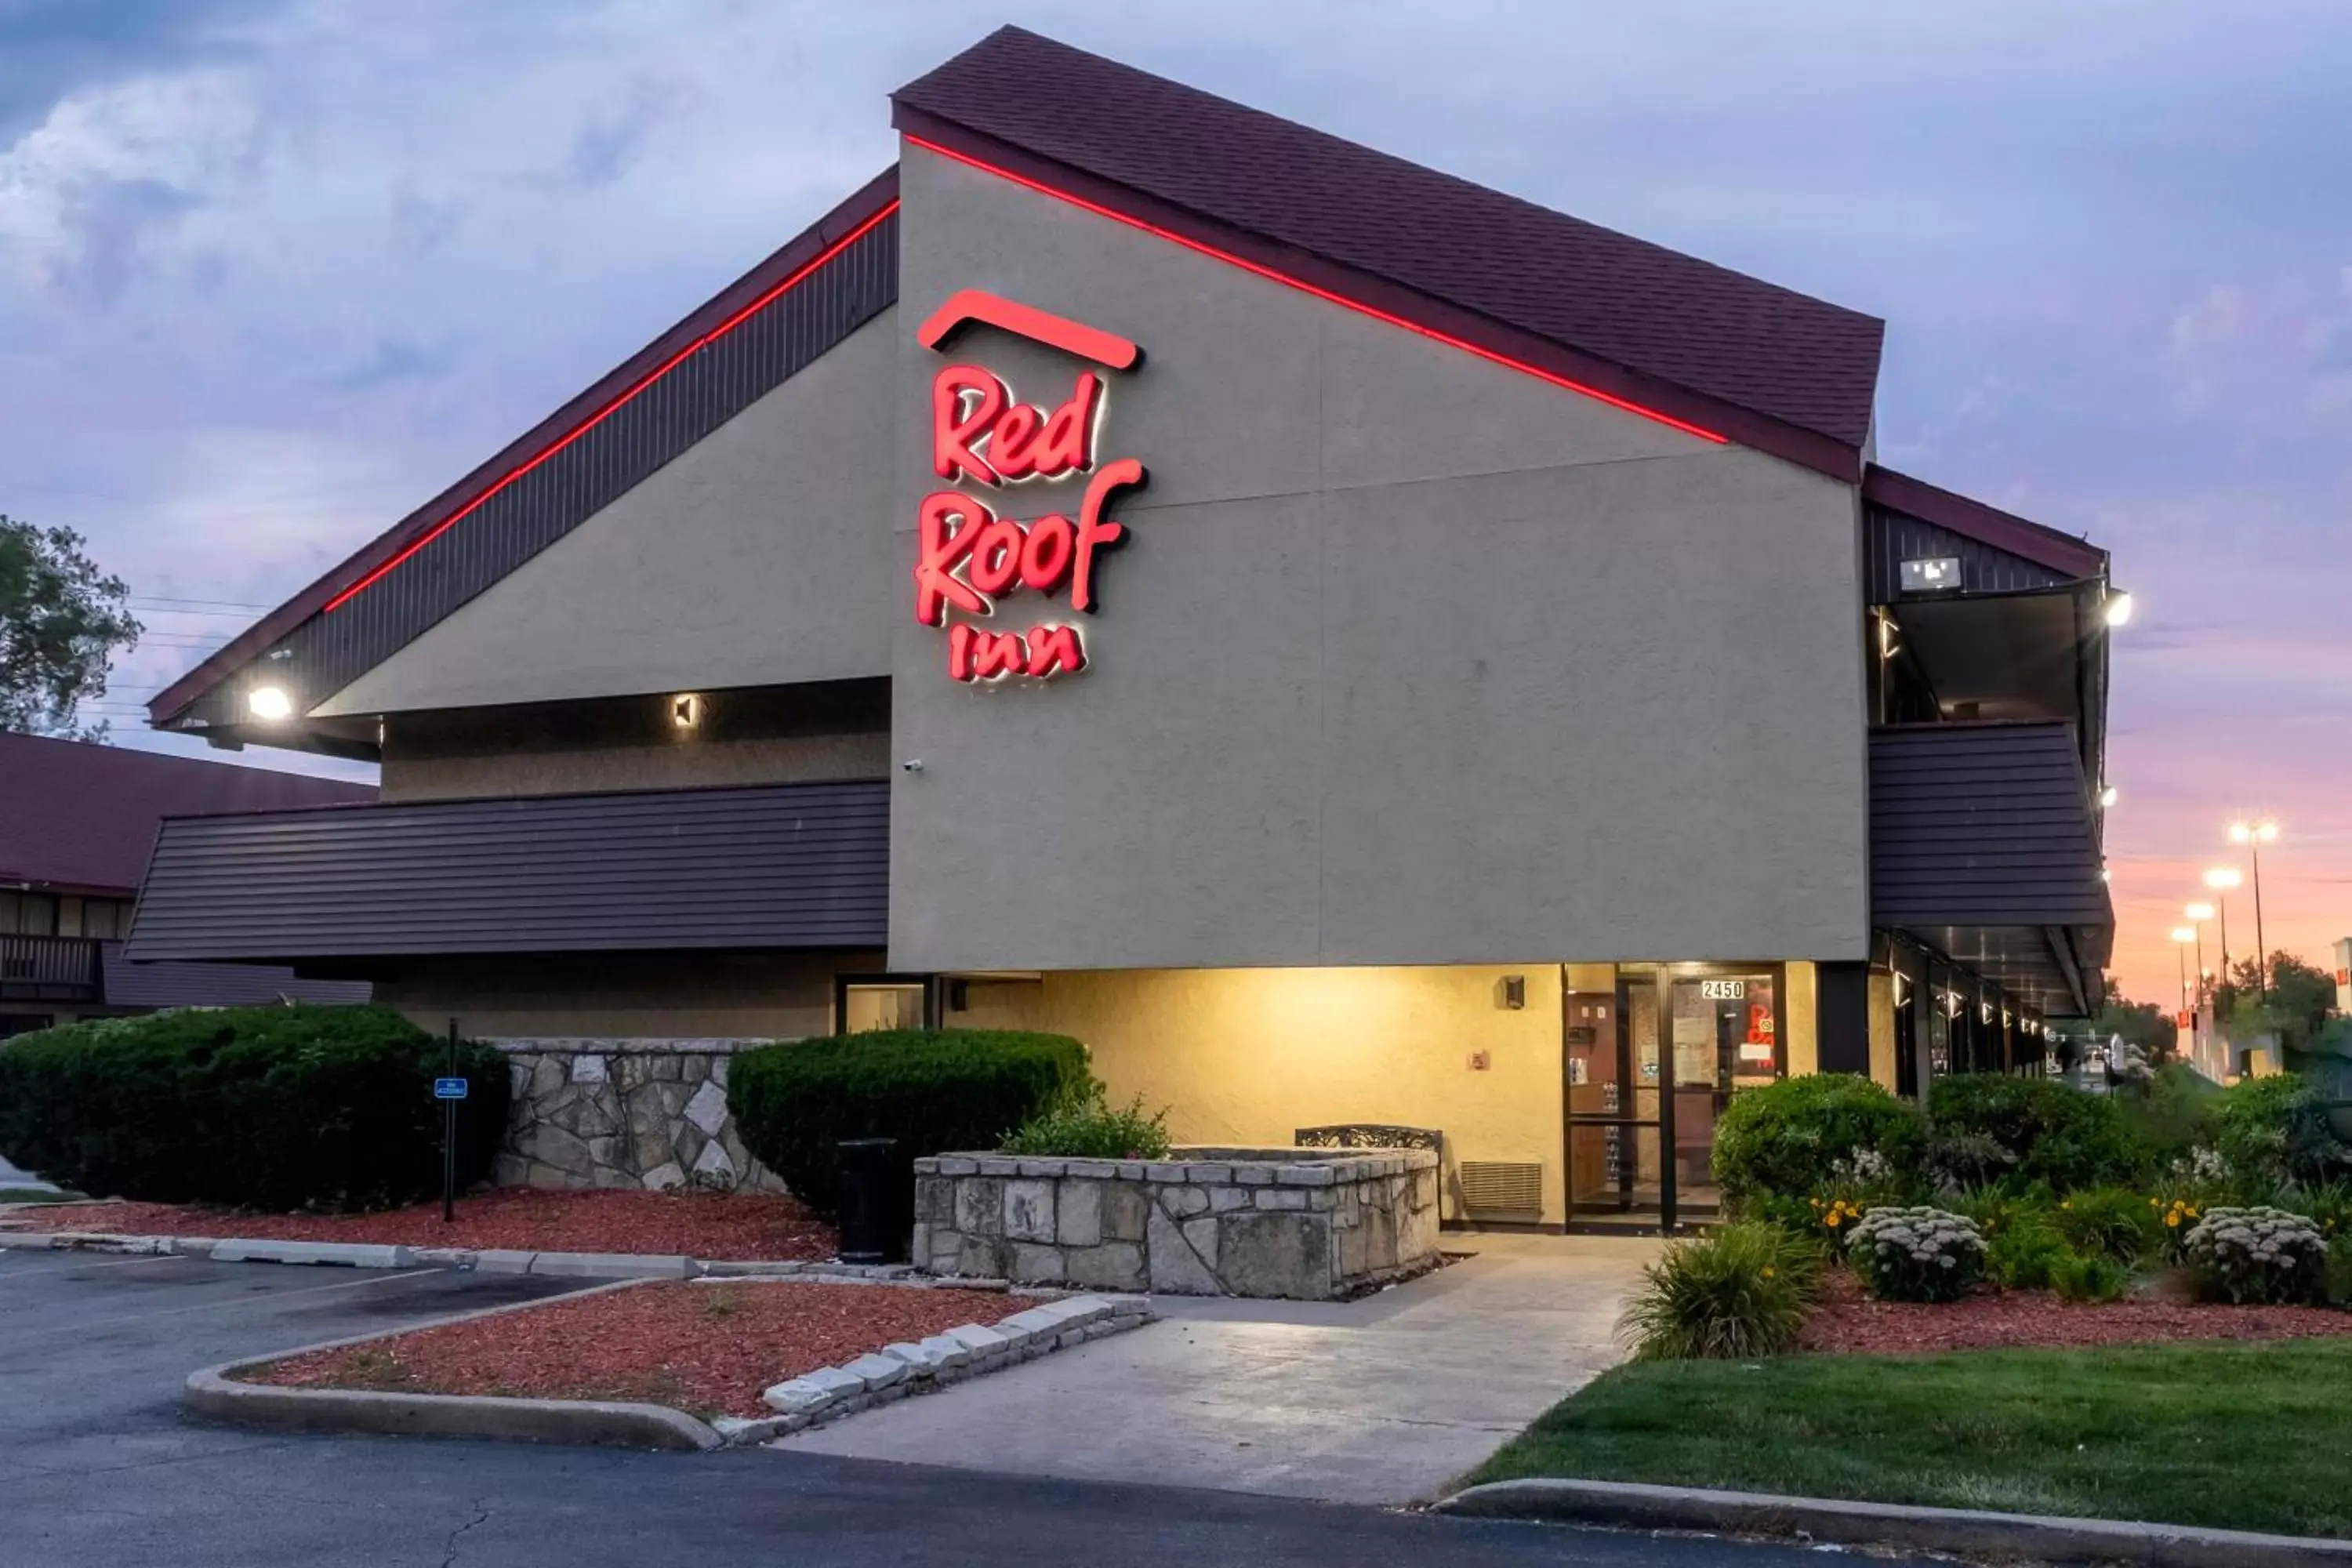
[1500, 974, 1526, 1010]
[2103, 590, 2134, 628]
[248, 686, 293, 720]
[2099, 785, 2120, 809]
[670, 693, 703, 729]
[1899, 557, 1962, 594]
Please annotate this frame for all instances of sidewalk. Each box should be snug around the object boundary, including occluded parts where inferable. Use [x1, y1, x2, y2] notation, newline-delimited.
[780, 1232, 1656, 1505]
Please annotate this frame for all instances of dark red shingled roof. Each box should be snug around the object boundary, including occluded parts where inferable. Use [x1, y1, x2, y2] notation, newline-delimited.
[893, 26, 1885, 449]
[0, 733, 374, 895]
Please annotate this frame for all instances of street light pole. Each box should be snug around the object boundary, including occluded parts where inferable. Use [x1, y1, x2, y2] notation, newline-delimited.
[2205, 867, 2242, 992]
[2228, 821, 2279, 999]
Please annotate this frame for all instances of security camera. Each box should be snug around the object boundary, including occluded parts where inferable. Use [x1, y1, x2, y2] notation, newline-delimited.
[901, 759, 925, 773]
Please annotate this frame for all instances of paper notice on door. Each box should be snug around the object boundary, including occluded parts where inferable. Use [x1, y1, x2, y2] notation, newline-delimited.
[1672, 1014, 1713, 1083]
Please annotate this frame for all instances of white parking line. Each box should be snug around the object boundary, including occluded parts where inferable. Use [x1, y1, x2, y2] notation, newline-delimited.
[12, 1266, 443, 1337]
[0, 1252, 191, 1279]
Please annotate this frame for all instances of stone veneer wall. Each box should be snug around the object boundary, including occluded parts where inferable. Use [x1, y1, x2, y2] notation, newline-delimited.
[911, 1145, 1439, 1300]
[492, 1039, 785, 1193]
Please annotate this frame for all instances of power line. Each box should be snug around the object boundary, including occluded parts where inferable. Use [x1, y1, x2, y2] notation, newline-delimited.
[127, 596, 274, 612]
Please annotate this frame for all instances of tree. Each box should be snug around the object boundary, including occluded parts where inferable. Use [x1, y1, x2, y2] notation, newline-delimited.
[0, 517, 141, 739]
[2220, 953, 2336, 1055]
[2092, 991, 2177, 1065]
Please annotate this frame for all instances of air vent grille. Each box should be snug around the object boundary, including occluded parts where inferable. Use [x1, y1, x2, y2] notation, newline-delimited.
[1459, 1160, 1544, 1215]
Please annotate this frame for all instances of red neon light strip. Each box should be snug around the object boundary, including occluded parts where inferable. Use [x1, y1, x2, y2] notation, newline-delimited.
[324, 198, 902, 612]
[916, 287, 1140, 368]
[905, 135, 1726, 447]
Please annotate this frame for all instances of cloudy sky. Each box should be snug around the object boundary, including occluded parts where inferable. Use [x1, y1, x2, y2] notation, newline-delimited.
[2, 0, 2346, 1003]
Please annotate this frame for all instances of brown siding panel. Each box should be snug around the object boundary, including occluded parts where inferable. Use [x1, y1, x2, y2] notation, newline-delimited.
[124, 781, 888, 962]
[1870, 722, 2112, 928]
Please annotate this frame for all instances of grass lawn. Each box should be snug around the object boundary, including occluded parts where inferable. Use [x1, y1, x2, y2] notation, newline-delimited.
[0, 1188, 78, 1204]
[1466, 1338, 2352, 1539]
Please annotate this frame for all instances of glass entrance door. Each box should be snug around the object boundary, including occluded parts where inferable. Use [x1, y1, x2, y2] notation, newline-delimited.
[1566, 965, 1784, 1231]
[1565, 979, 1665, 1225]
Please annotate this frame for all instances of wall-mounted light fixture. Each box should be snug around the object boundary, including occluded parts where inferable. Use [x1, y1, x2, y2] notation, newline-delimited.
[2103, 590, 2135, 628]
[2099, 785, 2120, 809]
[1500, 975, 1526, 1010]
[1899, 556, 1962, 594]
[1875, 611, 1901, 662]
[670, 693, 703, 730]
[248, 686, 293, 720]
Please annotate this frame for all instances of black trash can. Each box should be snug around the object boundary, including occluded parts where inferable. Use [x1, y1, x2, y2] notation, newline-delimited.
[837, 1137, 903, 1264]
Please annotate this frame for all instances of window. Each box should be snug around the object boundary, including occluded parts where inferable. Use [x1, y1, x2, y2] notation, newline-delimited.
[834, 974, 935, 1033]
[0, 893, 58, 936]
[81, 900, 130, 940]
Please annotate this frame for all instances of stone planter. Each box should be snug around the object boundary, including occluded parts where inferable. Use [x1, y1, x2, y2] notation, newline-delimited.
[911, 1145, 1439, 1300]
[491, 1038, 784, 1193]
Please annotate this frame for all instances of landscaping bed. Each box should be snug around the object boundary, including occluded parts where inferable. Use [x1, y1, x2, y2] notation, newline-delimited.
[9, 1189, 836, 1261]
[1797, 1266, 2352, 1354]
[242, 1279, 1013, 1420]
[1465, 1336, 2352, 1539]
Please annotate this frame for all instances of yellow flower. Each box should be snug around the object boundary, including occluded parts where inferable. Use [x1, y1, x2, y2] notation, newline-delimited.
[2165, 1212, 2181, 1228]
[2150, 1197, 2161, 1207]
[1762, 1266, 1777, 1279]
[2062, 1200, 2073, 1210]
[1825, 1212, 1843, 1228]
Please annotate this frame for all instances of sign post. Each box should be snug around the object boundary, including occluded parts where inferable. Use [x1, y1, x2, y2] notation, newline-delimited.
[437, 1019, 466, 1225]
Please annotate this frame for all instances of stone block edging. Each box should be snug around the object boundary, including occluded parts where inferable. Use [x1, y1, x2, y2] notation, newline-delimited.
[0, 1229, 909, 1283]
[1430, 1479, 2352, 1568]
[727, 1293, 1152, 1446]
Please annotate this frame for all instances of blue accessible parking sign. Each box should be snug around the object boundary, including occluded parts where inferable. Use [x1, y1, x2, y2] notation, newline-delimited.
[433, 1077, 469, 1100]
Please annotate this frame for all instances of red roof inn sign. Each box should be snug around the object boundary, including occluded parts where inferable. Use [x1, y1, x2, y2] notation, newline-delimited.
[914, 289, 1146, 683]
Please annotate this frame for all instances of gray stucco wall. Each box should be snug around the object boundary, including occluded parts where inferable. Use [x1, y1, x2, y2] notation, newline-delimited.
[887, 143, 1870, 971]
[380, 728, 888, 801]
[318, 307, 901, 717]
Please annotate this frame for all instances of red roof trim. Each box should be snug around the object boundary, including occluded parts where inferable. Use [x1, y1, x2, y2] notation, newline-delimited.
[906, 132, 1725, 446]
[894, 107, 1861, 483]
[149, 166, 903, 725]
[1862, 464, 2107, 581]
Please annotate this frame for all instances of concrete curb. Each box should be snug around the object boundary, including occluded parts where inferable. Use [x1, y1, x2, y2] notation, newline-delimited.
[184, 1368, 721, 1451]
[182, 1277, 724, 1450]
[0, 1229, 908, 1280]
[1430, 1478, 2352, 1567]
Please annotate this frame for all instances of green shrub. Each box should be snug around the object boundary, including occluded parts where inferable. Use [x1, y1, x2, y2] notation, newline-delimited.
[1617, 1221, 1820, 1360]
[2183, 1206, 2330, 1305]
[728, 1029, 1087, 1219]
[2049, 1248, 2132, 1304]
[0, 1006, 508, 1211]
[1711, 1074, 1923, 1207]
[2215, 1075, 2352, 1192]
[2328, 1236, 2352, 1309]
[1949, 1189, 2071, 1290]
[1846, 1205, 1986, 1302]
[999, 1083, 1171, 1160]
[1926, 1076, 2147, 1192]
[2279, 1180, 2352, 1244]
[2115, 1062, 2221, 1169]
[2056, 1185, 2162, 1265]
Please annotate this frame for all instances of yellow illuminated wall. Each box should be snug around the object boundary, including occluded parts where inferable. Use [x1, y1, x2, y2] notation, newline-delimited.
[956, 960, 1827, 1227]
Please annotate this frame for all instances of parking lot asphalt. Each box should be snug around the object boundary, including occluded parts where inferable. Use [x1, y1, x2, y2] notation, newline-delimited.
[0, 1250, 1913, 1568]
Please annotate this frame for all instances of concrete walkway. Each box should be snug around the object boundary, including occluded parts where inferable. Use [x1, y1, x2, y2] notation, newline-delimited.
[781, 1232, 1657, 1505]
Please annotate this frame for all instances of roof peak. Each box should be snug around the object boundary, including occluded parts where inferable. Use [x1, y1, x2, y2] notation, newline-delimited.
[895, 24, 1883, 449]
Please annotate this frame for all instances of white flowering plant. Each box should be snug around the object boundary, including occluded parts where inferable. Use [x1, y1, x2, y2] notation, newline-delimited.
[1846, 1204, 1987, 1302]
[2182, 1205, 2329, 1305]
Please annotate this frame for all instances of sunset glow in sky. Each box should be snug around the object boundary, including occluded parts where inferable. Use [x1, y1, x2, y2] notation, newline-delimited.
[2, 1, 2345, 1007]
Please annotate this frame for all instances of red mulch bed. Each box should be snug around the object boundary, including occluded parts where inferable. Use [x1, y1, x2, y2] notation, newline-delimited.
[11, 1189, 836, 1261]
[244, 1280, 1012, 1419]
[1798, 1267, 2352, 1354]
